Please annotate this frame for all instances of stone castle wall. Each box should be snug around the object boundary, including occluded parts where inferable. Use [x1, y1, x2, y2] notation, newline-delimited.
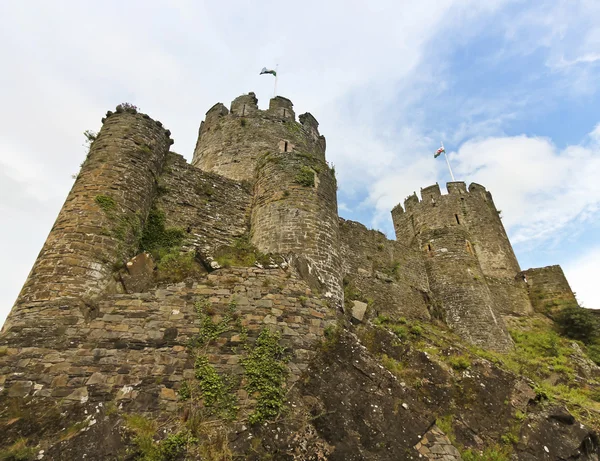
[0, 267, 334, 412]
[391, 182, 523, 350]
[155, 152, 252, 256]
[419, 225, 513, 351]
[523, 265, 579, 314]
[1, 91, 583, 399]
[338, 218, 430, 320]
[6, 109, 172, 329]
[251, 150, 342, 306]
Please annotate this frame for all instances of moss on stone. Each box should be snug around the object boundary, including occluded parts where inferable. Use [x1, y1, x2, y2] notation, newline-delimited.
[139, 208, 185, 257]
[95, 195, 117, 213]
[294, 166, 315, 187]
[214, 235, 272, 268]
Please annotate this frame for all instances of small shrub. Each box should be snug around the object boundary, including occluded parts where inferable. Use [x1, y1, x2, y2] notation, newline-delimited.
[140, 208, 186, 258]
[178, 381, 191, 400]
[587, 344, 600, 366]
[213, 235, 271, 268]
[294, 166, 315, 187]
[389, 324, 408, 339]
[0, 438, 36, 461]
[381, 354, 404, 377]
[116, 102, 138, 113]
[156, 251, 203, 283]
[240, 118, 247, 127]
[194, 356, 238, 419]
[449, 355, 471, 371]
[554, 306, 598, 344]
[410, 324, 423, 337]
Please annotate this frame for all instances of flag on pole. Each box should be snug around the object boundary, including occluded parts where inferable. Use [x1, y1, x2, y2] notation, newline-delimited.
[260, 67, 277, 77]
[434, 146, 445, 158]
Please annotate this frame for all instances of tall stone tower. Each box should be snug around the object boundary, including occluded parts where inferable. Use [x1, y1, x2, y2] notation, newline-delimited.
[193, 93, 343, 304]
[5, 106, 172, 329]
[391, 182, 521, 351]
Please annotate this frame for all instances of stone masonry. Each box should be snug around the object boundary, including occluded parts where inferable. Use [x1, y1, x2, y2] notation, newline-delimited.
[0, 93, 583, 410]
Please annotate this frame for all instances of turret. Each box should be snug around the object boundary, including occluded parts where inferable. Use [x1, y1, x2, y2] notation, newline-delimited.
[6, 106, 172, 327]
[391, 182, 529, 351]
[192, 92, 325, 182]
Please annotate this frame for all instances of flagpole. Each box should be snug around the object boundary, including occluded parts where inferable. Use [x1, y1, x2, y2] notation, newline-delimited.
[274, 64, 279, 97]
[441, 142, 455, 181]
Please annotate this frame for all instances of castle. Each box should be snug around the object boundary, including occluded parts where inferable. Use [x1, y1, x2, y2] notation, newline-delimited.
[0, 93, 583, 453]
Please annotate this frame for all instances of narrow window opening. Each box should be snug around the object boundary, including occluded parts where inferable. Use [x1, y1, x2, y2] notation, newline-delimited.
[455, 214, 460, 225]
[284, 141, 288, 152]
[427, 243, 432, 252]
[283, 108, 287, 117]
[242, 104, 246, 116]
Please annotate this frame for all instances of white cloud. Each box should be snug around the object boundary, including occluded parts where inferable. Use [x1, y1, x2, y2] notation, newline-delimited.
[449, 130, 600, 246]
[564, 246, 600, 310]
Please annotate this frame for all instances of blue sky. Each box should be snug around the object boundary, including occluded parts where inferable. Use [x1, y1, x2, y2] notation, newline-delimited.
[1, 0, 599, 326]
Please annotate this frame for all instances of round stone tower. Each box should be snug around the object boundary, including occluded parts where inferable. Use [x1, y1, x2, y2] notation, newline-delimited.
[192, 93, 325, 183]
[193, 93, 342, 305]
[8, 107, 172, 318]
[391, 182, 517, 351]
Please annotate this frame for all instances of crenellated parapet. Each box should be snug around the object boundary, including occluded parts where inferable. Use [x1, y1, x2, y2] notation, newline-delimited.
[192, 92, 326, 182]
[392, 182, 521, 280]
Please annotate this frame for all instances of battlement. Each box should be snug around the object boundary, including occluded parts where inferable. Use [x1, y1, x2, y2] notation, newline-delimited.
[396, 182, 489, 213]
[268, 96, 295, 120]
[192, 92, 325, 182]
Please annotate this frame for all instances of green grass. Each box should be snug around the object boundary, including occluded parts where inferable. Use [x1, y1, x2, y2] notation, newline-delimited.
[124, 415, 195, 461]
[294, 166, 315, 187]
[213, 235, 271, 268]
[0, 438, 36, 461]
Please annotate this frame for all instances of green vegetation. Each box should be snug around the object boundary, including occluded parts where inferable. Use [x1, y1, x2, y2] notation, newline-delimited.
[138, 207, 200, 281]
[139, 208, 185, 257]
[240, 118, 247, 127]
[380, 353, 405, 377]
[294, 166, 315, 187]
[0, 438, 36, 461]
[124, 414, 195, 461]
[449, 355, 472, 371]
[194, 181, 214, 197]
[178, 381, 191, 401]
[467, 316, 600, 429]
[95, 195, 117, 213]
[241, 328, 289, 424]
[554, 306, 599, 344]
[191, 297, 240, 348]
[156, 251, 203, 283]
[95, 194, 143, 251]
[186, 297, 289, 426]
[116, 102, 138, 113]
[213, 235, 272, 268]
[436, 415, 512, 461]
[194, 356, 239, 419]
